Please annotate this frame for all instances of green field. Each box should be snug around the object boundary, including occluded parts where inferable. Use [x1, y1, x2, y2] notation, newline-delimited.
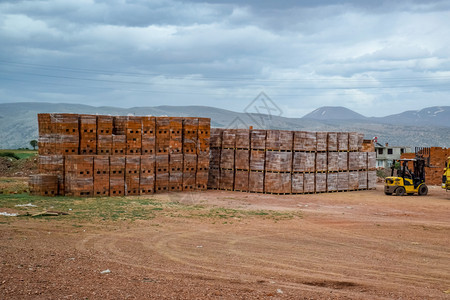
[0, 149, 37, 159]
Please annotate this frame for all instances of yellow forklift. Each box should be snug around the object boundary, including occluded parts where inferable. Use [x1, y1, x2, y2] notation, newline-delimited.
[384, 157, 429, 196]
[442, 156, 450, 191]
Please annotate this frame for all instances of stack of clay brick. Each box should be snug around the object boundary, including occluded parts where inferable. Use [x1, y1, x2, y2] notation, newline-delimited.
[401, 147, 450, 185]
[30, 114, 210, 196]
[208, 129, 376, 194]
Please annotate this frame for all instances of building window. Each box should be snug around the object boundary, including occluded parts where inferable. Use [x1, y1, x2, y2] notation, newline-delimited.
[400, 148, 404, 154]
[378, 148, 383, 155]
[388, 148, 393, 155]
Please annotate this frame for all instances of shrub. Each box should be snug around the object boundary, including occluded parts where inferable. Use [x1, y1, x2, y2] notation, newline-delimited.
[376, 169, 388, 179]
[0, 152, 20, 160]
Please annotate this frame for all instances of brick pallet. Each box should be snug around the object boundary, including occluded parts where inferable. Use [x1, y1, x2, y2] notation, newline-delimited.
[94, 155, 110, 196]
[31, 114, 210, 196]
[80, 115, 97, 154]
[64, 155, 94, 197]
[142, 116, 156, 155]
[29, 174, 59, 196]
[140, 155, 155, 194]
[208, 128, 376, 194]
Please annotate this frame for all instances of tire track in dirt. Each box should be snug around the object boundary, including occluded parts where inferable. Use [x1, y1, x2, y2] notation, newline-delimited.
[221, 227, 449, 296]
[72, 186, 450, 299]
[75, 229, 369, 297]
[76, 226, 373, 298]
[75, 218, 450, 299]
[3, 185, 450, 299]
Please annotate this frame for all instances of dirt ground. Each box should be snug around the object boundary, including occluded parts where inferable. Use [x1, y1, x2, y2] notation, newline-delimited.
[1, 184, 449, 299]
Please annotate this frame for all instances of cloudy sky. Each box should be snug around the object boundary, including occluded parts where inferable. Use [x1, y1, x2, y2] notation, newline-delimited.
[1, 0, 449, 117]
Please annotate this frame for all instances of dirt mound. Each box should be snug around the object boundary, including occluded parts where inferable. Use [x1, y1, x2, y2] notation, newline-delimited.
[0, 156, 38, 177]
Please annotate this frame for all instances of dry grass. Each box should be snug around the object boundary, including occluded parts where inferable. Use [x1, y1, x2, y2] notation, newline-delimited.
[0, 178, 302, 223]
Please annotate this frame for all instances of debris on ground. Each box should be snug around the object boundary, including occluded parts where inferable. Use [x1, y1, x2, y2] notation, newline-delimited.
[0, 156, 38, 177]
[15, 203, 37, 207]
[16, 211, 70, 217]
[0, 212, 18, 217]
[31, 211, 69, 217]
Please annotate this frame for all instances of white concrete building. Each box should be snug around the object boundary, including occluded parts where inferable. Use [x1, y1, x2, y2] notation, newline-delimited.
[374, 142, 412, 169]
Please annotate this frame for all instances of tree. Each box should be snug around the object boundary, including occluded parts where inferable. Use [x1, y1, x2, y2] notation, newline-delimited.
[30, 140, 38, 150]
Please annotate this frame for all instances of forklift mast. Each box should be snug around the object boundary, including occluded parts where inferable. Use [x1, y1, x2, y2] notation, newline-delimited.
[413, 159, 426, 187]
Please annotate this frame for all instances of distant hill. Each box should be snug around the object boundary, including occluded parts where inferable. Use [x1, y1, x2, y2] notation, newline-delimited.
[303, 105, 450, 128]
[0, 102, 449, 149]
[374, 106, 450, 127]
[302, 106, 367, 120]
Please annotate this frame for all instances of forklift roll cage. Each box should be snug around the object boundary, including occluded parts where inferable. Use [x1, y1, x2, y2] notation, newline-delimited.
[390, 157, 428, 189]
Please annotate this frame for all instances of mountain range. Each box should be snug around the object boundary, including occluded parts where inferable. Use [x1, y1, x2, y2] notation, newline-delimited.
[0, 102, 449, 149]
[304, 106, 449, 127]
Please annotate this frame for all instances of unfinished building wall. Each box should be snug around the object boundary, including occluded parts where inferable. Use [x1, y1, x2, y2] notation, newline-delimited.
[401, 147, 450, 185]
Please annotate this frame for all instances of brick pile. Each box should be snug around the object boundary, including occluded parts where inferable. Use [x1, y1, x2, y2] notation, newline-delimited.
[362, 139, 375, 152]
[208, 129, 376, 194]
[30, 114, 210, 196]
[401, 147, 450, 185]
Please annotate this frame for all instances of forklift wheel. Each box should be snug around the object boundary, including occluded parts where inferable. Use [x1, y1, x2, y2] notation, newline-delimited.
[418, 184, 428, 196]
[395, 186, 406, 196]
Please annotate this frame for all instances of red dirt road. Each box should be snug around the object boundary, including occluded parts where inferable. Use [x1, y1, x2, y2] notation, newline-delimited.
[1, 184, 449, 299]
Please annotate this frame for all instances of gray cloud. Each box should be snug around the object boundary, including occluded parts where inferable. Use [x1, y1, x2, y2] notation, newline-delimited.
[0, 0, 449, 117]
